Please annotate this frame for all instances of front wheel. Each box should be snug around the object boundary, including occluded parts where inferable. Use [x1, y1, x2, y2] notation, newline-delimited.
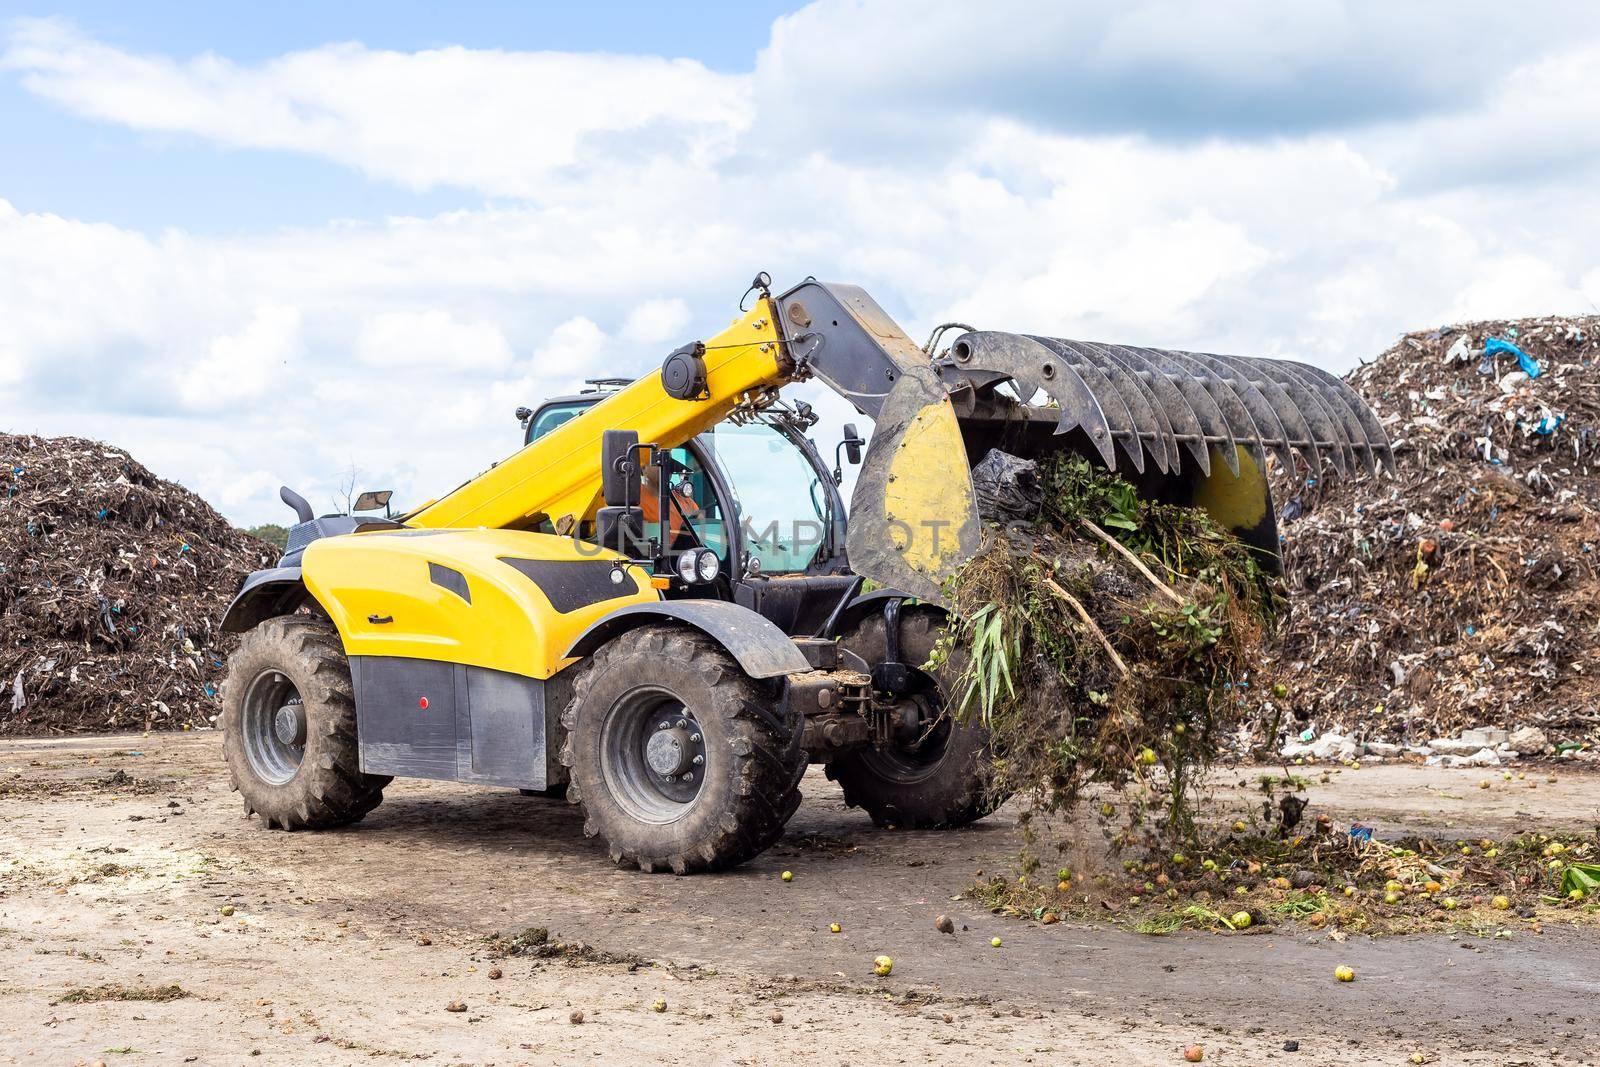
[220, 614, 389, 830]
[559, 626, 804, 874]
[826, 606, 1001, 829]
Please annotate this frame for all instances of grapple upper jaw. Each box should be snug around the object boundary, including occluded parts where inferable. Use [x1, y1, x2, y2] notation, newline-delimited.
[937, 330, 1392, 565]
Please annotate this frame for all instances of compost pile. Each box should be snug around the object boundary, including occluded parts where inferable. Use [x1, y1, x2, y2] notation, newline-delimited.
[945, 451, 1280, 852]
[1267, 316, 1600, 747]
[1, 433, 274, 734]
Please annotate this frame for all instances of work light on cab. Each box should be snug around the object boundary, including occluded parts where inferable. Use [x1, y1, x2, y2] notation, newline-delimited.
[676, 547, 719, 585]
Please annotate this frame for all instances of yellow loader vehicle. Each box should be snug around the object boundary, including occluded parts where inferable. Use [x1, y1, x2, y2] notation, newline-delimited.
[218, 274, 1388, 873]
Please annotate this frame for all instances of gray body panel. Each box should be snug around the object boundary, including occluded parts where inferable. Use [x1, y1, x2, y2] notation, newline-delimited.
[564, 600, 812, 679]
[351, 656, 551, 790]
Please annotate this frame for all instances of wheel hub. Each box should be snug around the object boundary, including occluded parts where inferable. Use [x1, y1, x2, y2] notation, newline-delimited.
[274, 700, 307, 747]
[645, 727, 694, 777]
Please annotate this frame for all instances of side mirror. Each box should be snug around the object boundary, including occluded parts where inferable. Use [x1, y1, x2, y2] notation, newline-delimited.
[601, 430, 641, 507]
[843, 423, 864, 466]
[353, 490, 393, 513]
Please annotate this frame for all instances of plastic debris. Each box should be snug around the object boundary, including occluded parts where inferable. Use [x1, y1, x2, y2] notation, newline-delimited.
[1484, 336, 1541, 379]
[1264, 316, 1600, 750]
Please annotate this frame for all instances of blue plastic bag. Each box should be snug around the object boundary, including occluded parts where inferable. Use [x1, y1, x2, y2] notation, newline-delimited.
[1484, 336, 1540, 378]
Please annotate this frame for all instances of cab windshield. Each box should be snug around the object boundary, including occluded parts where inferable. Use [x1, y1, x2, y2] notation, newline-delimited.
[701, 421, 830, 575]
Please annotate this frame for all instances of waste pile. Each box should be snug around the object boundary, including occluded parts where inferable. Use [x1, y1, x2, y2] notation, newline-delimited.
[947, 451, 1277, 851]
[1267, 316, 1600, 751]
[1, 433, 273, 734]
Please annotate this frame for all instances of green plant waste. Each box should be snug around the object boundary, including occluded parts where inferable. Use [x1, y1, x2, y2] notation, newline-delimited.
[936, 453, 1283, 860]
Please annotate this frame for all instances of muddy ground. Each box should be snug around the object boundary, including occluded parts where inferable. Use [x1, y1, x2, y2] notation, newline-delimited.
[1, 735, 1596, 1066]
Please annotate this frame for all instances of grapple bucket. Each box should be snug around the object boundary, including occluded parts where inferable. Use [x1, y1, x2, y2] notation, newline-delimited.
[773, 281, 1390, 603]
[934, 330, 1393, 565]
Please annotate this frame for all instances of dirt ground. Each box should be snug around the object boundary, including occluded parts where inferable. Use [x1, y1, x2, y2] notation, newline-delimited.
[2, 734, 1596, 1066]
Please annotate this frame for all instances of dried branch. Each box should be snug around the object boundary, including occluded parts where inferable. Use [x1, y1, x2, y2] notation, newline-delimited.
[1043, 576, 1130, 678]
[1079, 519, 1185, 607]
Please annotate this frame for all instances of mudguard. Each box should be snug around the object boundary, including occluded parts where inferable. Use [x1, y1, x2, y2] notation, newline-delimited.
[219, 567, 309, 632]
[565, 600, 811, 680]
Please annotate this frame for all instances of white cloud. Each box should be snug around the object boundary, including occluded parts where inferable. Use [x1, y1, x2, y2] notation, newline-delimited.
[2, 6, 1600, 525]
[356, 310, 513, 372]
[620, 298, 691, 345]
[2, 18, 750, 199]
[177, 304, 302, 409]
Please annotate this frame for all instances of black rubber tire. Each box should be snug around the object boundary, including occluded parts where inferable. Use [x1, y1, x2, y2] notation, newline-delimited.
[559, 625, 805, 874]
[220, 614, 390, 830]
[826, 606, 1000, 829]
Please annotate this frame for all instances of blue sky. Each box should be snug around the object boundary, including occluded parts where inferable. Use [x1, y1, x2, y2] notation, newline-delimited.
[2, 2, 1598, 525]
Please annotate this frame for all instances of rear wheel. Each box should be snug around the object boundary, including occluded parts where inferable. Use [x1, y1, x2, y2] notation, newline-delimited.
[559, 626, 804, 873]
[220, 615, 389, 830]
[826, 606, 1000, 829]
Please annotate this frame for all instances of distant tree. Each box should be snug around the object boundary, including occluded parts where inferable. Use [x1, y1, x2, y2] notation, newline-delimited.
[333, 460, 361, 514]
[247, 523, 289, 550]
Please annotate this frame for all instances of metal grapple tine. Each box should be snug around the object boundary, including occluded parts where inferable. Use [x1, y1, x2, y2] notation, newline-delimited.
[1155, 349, 1262, 476]
[1281, 361, 1396, 472]
[1262, 360, 1360, 477]
[1009, 336, 1145, 474]
[949, 331, 1121, 470]
[1102, 343, 1212, 476]
[1178, 351, 1300, 474]
[1270, 359, 1375, 476]
[1207, 353, 1329, 480]
[1248, 360, 1350, 478]
[1073, 340, 1179, 476]
[1035, 337, 1168, 474]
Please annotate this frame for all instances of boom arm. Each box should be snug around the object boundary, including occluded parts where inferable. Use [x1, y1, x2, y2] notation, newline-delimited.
[405, 301, 789, 533]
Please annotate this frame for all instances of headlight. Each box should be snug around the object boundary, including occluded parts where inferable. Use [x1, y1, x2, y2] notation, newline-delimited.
[695, 548, 720, 583]
[675, 548, 719, 585]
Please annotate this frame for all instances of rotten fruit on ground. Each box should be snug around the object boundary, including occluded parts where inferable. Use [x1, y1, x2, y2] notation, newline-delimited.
[935, 914, 955, 934]
[829, 923, 842, 933]
[1230, 911, 1252, 929]
[873, 955, 893, 976]
[1492, 895, 1512, 910]
[652, 998, 667, 1013]
[487, 967, 502, 980]
[1184, 1045, 1205, 1062]
[1334, 965, 1355, 982]
[990, 936, 1003, 948]
[781, 870, 793, 882]
[569, 1010, 585, 1024]
[446, 1000, 467, 1013]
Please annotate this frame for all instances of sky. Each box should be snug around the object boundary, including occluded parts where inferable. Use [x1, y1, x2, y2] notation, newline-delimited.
[2, 1, 1599, 526]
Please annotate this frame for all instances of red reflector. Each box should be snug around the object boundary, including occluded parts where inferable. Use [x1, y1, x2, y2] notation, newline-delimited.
[419, 696, 429, 710]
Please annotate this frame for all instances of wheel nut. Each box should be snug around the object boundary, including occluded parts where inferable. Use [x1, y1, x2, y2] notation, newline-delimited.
[689, 733, 700, 742]
[676, 719, 687, 729]
[692, 755, 704, 766]
[683, 772, 694, 782]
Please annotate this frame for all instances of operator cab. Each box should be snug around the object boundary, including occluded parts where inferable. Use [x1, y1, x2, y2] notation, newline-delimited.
[518, 381, 866, 636]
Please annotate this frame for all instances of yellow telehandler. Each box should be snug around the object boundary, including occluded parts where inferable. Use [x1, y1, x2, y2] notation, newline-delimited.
[218, 274, 1387, 872]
